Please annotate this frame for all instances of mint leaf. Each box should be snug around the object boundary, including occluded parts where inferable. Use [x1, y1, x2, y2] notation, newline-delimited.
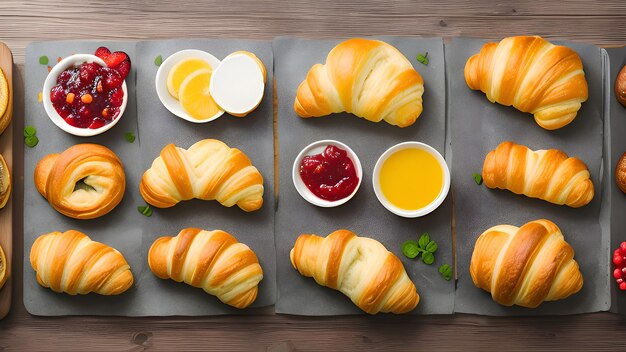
[426, 240, 438, 253]
[416, 52, 429, 65]
[137, 205, 152, 217]
[39, 56, 49, 65]
[421, 251, 435, 265]
[24, 126, 36, 137]
[25, 135, 39, 148]
[154, 55, 163, 66]
[418, 233, 430, 249]
[402, 240, 420, 259]
[439, 263, 452, 281]
[473, 173, 483, 185]
[125, 132, 136, 143]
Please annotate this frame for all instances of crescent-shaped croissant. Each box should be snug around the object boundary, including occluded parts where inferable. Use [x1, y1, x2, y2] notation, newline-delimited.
[470, 219, 583, 308]
[290, 229, 419, 314]
[140, 139, 264, 211]
[294, 38, 424, 128]
[30, 230, 133, 295]
[464, 36, 588, 130]
[148, 228, 263, 309]
[482, 141, 594, 208]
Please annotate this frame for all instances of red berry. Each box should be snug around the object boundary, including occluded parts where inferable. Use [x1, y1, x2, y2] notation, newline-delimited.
[57, 70, 73, 85]
[77, 105, 90, 119]
[620, 242, 626, 255]
[79, 62, 98, 83]
[614, 256, 623, 266]
[620, 282, 626, 291]
[107, 107, 120, 119]
[88, 118, 105, 129]
[614, 268, 622, 279]
[104, 70, 122, 89]
[615, 249, 621, 257]
[109, 88, 124, 107]
[50, 85, 65, 103]
[618, 278, 624, 284]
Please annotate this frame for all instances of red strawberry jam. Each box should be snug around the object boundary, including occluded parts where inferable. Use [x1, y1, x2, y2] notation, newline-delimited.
[612, 242, 626, 291]
[299, 145, 359, 201]
[50, 47, 130, 129]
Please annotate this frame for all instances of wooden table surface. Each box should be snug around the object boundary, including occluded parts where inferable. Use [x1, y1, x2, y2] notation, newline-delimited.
[1, 0, 626, 350]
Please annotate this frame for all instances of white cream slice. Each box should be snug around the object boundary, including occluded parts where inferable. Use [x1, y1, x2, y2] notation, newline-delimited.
[209, 52, 266, 117]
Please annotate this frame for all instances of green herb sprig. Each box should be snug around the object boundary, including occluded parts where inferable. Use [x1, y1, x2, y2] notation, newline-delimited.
[39, 56, 49, 65]
[137, 205, 153, 217]
[416, 52, 429, 65]
[24, 126, 39, 148]
[439, 263, 452, 281]
[154, 55, 163, 66]
[402, 232, 437, 265]
[473, 173, 483, 185]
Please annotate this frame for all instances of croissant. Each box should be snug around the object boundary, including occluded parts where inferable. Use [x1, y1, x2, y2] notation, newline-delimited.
[482, 141, 594, 208]
[34, 144, 126, 219]
[140, 139, 264, 211]
[148, 228, 263, 309]
[30, 230, 133, 295]
[464, 36, 588, 130]
[294, 38, 424, 128]
[470, 219, 583, 308]
[290, 229, 419, 314]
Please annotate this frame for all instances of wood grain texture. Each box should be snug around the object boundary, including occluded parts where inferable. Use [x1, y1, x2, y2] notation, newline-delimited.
[1, 0, 626, 350]
[0, 42, 13, 321]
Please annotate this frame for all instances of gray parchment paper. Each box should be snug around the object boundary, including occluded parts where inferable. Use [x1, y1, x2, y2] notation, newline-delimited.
[447, 38, 609, 315]
[24, 39, 275, 316]
[274, 37, 454, 315]
[24, 41, 142, 315]
[606, 47, 626, 314]
[134, 39, 275, 315]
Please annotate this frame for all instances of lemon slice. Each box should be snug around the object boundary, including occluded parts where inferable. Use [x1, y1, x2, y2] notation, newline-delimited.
[178, 68, 221, 120]
[167, 58, 212, 99]
[0, 68, 8, 119]
[0, 244, 7, 290]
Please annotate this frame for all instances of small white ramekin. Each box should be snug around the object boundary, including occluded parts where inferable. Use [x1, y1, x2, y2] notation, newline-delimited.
[292, 140, 363, 207]
[43, 54, 128, 137]
[373, 142, 450, 218]
[155, 49, 224, 123]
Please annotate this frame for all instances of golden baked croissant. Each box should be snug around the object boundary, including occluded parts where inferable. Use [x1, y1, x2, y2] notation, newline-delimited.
[470, 219, 583, 308]
[294, 38, 424, 128]
[30, 230, 134, 295]
[464, 36, 588, 130]
[34, 144, 126, 219]
[148, 228, 263, 309]
[482, 141, 594, 208]
[140, 139, 264, 211]
[290, 229, 419, 314]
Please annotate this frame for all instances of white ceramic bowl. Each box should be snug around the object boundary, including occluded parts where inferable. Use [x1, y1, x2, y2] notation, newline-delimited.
[373, 142, 451, 218]
[43, 54, 128, 137]
[292, 140, 363, 207]
[155, 49, 224, 123]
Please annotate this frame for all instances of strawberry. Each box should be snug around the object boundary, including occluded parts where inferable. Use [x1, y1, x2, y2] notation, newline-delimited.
[94, 46, 131, 80]
[115, 59, 131, 80]
[94, 47, 111, 60]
